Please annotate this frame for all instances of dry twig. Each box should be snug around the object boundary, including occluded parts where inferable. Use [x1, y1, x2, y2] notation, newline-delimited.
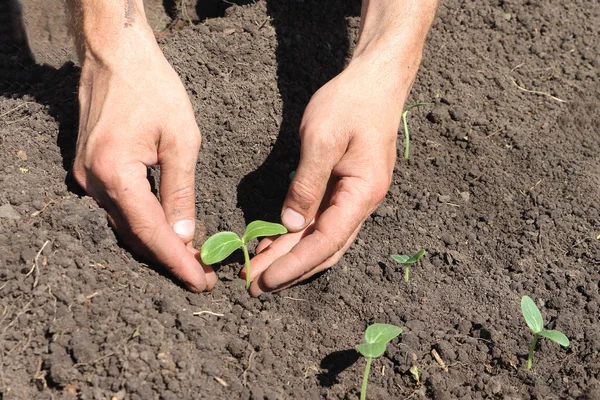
[431, 349, 448, 372]
[510, 78, 567, 103]
[192, 310, 224, 317]
[25, 240, 50, 289]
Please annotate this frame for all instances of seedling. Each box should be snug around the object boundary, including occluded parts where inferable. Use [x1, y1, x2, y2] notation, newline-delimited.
[200, 220, 287, 289]
[356, 323, 402, 400]
[391, 249, 426, 282]
[409, 365, 421, 386]
[402, 102, 433, 159]
[521, 295, 569, 369]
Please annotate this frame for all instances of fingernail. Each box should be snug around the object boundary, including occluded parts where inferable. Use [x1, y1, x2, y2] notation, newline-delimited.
[282, 208, 305, 230]
[173, 219, 195, 239]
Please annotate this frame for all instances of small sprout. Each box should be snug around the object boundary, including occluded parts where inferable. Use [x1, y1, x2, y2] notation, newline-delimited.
[521, 295, 570, 369]
[402, 102, 433, 159]
[356, 323, 402, 400]
[200, 220, 287, 290]
[409, 365, 421, 386]
[131, 326, 141, 340]
[391, 249, 426, 282]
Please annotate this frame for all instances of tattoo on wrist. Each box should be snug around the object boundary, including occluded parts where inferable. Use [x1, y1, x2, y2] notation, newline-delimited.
[124, 0, 135, 27]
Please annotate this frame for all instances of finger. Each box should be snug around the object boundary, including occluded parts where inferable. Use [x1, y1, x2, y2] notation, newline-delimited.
[104, 163, 210, 292]
[249, 225, 360, 297]
[256, 236, 275, 254]
[192, 248, 218, 290]
[281, 134, 339, 232]
[259, 178, 370, 292]
[240, 223, 314, 280]
[159, 125, 201, 244]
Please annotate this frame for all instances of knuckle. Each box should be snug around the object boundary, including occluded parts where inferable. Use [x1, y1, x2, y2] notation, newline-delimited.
[288, 179, 320, 211]
[330, 235, 346, 254]
[164, 185, 195, 213]
[183, 127, 202, 151]
[72, 163, 87, 189]
[87, 152, 118, 183]
[371, 182, 390, 205]
[300, 127, 334, 148]
[130, 223, 159, 253]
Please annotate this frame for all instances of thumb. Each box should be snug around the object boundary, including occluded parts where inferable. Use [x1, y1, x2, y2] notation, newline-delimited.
[159, 128, 201, 244]
[282, 145, 334, 232]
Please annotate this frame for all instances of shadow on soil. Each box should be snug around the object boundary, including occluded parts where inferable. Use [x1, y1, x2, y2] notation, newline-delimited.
[0, 0, 81, 192]
[318, 349, 360, 387]
[236, 0, 360, 223]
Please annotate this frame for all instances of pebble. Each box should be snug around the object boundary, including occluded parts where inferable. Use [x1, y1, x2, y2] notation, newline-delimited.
[460, 191, 470, 202]
[0, 204, 21, 220]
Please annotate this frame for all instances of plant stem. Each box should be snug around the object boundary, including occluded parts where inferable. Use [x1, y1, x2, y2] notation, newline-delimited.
[527, 333, 538, 369]
[360, 356, 372, 400]
[402, 111, 410, 159]
[404, 265, 409, 282]
[242, 245, 251, 290]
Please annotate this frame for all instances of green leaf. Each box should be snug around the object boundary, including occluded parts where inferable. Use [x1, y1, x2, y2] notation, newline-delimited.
[406, 249, 426, 264]
[356, 342, 386, 358]
[242, 220, 287, 244]
[521, 296, 544, 334]
[200, 232, 243, 265]
[539, 330, 570, 347]
[391, 254, 410, 264]
[364, 323, 403, 345]
[391, 249, 426, 265]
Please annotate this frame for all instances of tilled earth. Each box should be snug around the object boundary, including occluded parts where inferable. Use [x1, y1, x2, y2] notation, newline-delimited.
[0, 0, 599, 399]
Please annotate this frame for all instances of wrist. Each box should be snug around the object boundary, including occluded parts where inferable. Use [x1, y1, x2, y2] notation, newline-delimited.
[350, 0, 438, 97]
[70, 0, 156, 66]
[355, 0, 438, 57]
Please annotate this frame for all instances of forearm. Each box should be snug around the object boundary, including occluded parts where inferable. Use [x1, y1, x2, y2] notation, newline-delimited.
[355, 0, 438, 61]
[66, 0, 154, 64]
[352, 0, 439, 98]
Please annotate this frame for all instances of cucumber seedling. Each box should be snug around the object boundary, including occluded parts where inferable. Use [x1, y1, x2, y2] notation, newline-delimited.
[521, 295, 570, 369]
[391, 249, 426, 282]
[356, 323, 402, 400]
[200, 220, 287, 290]
[402, 102, 433, 159]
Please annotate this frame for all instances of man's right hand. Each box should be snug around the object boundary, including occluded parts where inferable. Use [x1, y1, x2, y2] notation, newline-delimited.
[70, 0, 215, 292]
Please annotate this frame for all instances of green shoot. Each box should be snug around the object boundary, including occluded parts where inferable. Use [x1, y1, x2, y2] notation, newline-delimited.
[521, 295, 569, 369]
[356, 323, 402, 400]
[200, 220, 287, 289]
[402, 102, 433, 159]
[391, 249, 426, 282]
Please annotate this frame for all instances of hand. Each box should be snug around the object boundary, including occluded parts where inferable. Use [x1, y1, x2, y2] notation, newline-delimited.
[72, 28, 216, 292]
[243, 48, 420, 296]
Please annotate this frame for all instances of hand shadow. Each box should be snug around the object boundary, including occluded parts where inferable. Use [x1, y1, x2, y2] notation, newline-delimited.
[235, 0, 361, 223]
[0, 0, 81, 194]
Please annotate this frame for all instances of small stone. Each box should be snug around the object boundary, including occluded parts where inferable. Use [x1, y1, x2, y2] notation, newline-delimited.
[449, 108, 464, 122]
[438, 195, 451, 203]
[16, 149, 27, 161]
[0, 204, 21, 220]
[459, 191, 470, 202]
[374, 205, 395, 218]
[441, 234, 457, 246]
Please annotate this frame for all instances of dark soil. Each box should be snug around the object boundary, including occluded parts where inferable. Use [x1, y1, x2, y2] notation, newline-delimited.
[1, 0, 599, 399]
